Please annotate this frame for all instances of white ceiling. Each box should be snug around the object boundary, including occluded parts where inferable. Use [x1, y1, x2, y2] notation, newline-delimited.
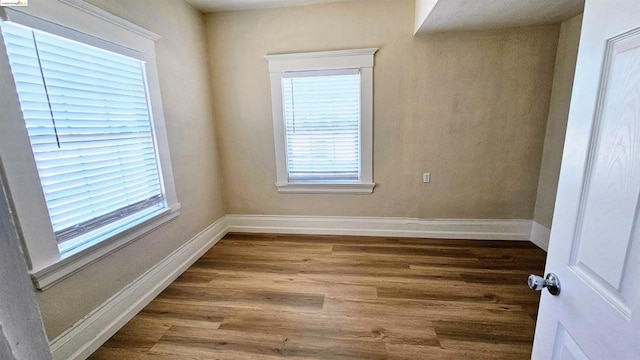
[416, 0, 585, 33]
[185, 0, 355, 12]
[186, 0, 585, 34]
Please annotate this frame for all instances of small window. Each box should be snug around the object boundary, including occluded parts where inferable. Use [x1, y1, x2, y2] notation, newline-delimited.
[266, 49, 377, 194]
[283, 69, 361, 182]
[1, 22, 164, 248]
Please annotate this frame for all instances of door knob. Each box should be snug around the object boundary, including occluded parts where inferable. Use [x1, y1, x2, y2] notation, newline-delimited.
[528, 273, 561, 296]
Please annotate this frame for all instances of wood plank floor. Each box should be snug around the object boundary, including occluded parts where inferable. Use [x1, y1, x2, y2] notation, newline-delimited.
[89, 233, 546, 359]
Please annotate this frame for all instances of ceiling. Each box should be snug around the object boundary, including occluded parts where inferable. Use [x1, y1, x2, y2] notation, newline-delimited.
[416, 0, 585, 33]
[186, 0, 585, 34]
[185, 0, 355, 12]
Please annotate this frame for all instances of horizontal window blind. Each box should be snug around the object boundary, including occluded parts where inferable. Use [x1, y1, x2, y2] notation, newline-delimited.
[282, 69, 361, 181]
[1, 22, 163, 243]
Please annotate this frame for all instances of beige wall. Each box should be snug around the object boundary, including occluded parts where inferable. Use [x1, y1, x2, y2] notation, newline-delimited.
[533, 14, 583, 229]
[207, 0, 559, 219]
[33, 0, 225, 339]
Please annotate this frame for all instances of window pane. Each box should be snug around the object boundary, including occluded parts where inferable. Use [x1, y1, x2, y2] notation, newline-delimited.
[282, 71, 361, 181]
[1, 22, 163, 243]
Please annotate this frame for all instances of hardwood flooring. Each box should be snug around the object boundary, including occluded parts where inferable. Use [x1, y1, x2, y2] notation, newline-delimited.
[89, 233, 547, 359]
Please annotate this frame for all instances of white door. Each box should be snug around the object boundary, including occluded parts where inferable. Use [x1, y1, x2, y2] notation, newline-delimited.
[532, 0, 640, 359]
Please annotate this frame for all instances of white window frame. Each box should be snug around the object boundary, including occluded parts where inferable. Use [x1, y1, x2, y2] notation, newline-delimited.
[265, 48, 377, 194]
[0, 0, 179, 290]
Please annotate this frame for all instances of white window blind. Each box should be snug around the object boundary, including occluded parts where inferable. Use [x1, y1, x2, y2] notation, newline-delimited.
[1, 22, 163, 243]
[282, 69, 361, 182]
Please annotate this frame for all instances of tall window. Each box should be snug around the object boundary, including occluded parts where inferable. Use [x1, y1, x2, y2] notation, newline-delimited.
[0, 3, 179, 289]
[2, 22, 164, 245]
[266, 48, 376, 194]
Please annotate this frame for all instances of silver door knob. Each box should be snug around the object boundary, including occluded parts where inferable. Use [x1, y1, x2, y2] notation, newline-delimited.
[528, 273, 561, 296]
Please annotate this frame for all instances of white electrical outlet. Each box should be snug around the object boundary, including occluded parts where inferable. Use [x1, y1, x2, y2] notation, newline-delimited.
[423, 172, 430, 183]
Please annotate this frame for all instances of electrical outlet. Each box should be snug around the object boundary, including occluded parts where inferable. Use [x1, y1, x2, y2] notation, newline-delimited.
[423, 172, 430, 183]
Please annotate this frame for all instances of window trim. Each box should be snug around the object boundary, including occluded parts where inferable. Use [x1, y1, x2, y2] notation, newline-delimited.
[265, 48, 377, 194]
[0, 1, 179, 290]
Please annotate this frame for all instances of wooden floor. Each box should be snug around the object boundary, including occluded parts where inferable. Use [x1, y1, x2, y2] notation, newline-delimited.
[89, 233, 547, 359]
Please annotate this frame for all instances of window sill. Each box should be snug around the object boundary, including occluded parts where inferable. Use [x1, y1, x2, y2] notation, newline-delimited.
[29, 204, 181, 290]
[275, 182, 375, 194]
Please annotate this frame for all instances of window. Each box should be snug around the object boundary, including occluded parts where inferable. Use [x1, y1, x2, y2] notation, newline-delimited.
[0, 2, 178, 289]
[2, 22, 164, 246]
[283, 69, 360, 182]
[265, 48, 377, 194]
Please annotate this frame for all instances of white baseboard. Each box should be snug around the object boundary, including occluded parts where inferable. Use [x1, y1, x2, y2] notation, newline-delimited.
[50, 214, 537, 360]
[226, 215, 532, 241]
[49, 217, 229, 360]
[530, 221, 550, 251]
